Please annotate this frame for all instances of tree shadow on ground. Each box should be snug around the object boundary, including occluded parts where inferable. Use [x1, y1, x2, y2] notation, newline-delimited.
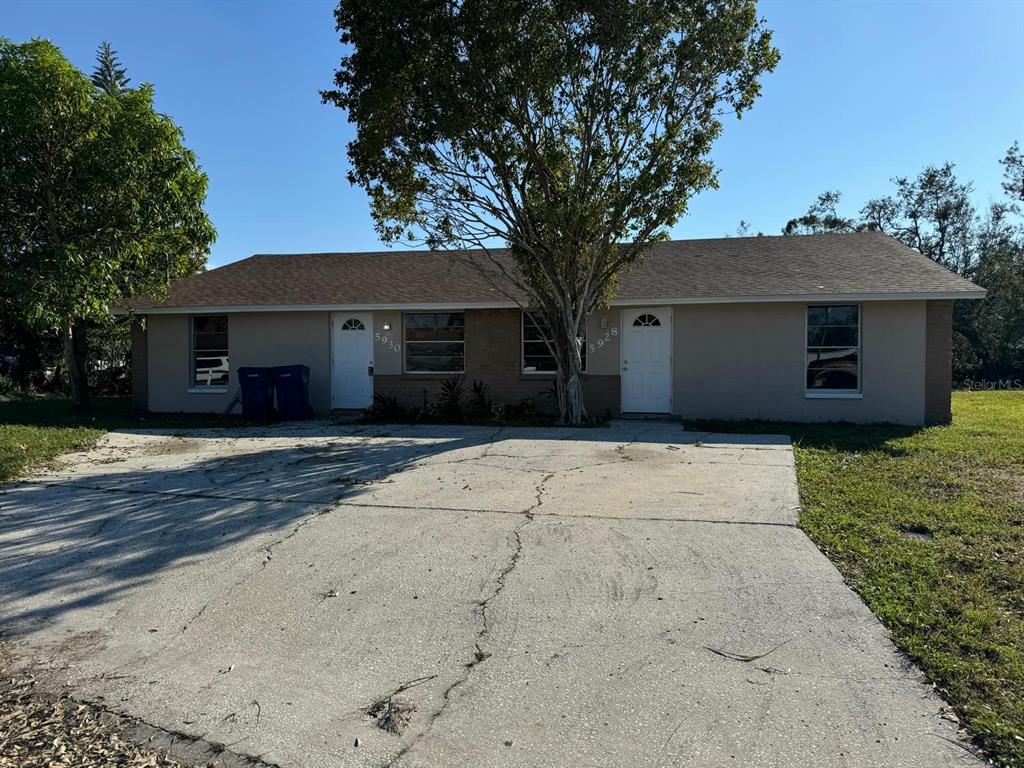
[0, 420, 785, 632]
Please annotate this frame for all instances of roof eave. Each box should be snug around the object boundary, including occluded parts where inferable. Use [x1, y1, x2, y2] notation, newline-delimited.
[113, 289, 987, 315]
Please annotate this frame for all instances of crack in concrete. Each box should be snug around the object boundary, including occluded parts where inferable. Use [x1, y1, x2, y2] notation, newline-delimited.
[181, 603, 208, 633]
[380, 438, 544, 767]
[326, 499, 798, 528]
[259, 506, 335, 569]
[94, 504, 340, 679]
[80, 693, 282, 768]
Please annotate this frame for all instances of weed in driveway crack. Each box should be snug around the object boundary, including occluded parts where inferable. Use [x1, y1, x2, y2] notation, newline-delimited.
[382, 479, 542, 766]
[365, 675, 437, 736]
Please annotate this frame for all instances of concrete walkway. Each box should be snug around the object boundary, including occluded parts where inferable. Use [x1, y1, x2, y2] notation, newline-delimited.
[0, 422, 975, 767]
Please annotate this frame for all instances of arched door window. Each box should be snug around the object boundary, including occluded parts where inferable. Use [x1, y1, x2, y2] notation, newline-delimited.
[633, 313, 661, 327]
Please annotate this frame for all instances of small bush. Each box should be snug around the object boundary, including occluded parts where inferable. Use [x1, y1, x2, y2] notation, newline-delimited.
[490, 402, 509, 424]
[437, 375, 465, 421]
[0, 374, 20, 400]
[364, 392, 405, 422]
[513, 397, 536, 419]
[467, 380, 491, 418]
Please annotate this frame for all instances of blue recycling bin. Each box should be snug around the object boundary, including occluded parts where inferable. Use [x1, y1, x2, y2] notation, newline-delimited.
[237, 367, 273, 421]
[272, 365, 311, 420]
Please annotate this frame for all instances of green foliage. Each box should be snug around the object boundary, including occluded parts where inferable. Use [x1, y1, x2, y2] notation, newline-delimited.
[324, 1, 779, 423]
[861, 163, 976, 275]
[1002, 141, 1023, 205]
[951, 330, 981, 381]
[466, 380, 492, 419]
[687, 391, 1024, 767]
[782, 190, 858, 235]
[0, 39, 215, 407]
[90, 41, 130, 95]
[0, 374, 19, 399]
[785, 147, 1024, 381]
[365, 391, 404, 421]
[437, 375, 466, 421]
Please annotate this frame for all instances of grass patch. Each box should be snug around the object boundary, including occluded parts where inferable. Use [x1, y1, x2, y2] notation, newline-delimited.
[687, 390, 1024, 766]
[0, 397, 245, 483]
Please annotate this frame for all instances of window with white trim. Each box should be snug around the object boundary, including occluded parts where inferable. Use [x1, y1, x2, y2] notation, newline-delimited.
[522, 311, 586, 373]
[806, 305, 860, 392]
[191, 315, 229, 388]
[404, 313, 465, 372]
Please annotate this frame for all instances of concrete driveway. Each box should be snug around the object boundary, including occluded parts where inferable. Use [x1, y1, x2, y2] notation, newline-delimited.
[0, 422, 973, 767]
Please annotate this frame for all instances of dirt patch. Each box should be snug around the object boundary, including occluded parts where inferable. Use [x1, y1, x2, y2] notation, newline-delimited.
[138, 437, 207, 458]
[899, 524, 935, 543]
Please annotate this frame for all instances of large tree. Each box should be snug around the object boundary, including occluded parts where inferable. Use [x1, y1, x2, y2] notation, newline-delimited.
[784, 147, 1024, 381]
[324, 0, 779, 423]
[860, 163, 976, 277]
[0, 39, 215, 409]
[782, 190, 857, 235]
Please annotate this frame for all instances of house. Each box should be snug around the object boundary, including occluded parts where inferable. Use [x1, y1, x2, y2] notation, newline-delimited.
[126, 232, 985, 425]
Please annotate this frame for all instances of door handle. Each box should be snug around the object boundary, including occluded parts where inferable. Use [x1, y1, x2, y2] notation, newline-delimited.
[367, 365, 374, 376]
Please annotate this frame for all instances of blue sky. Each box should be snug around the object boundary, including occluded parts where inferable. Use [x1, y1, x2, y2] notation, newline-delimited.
[5, 0, 1023, 267]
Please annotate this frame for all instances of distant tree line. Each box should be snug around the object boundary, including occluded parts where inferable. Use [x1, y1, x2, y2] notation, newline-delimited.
[781, 145, 1024, 383]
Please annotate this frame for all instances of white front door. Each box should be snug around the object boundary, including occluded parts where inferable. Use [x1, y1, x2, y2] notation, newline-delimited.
[621, 307, 672, 413]
[331, 312, 374, 409]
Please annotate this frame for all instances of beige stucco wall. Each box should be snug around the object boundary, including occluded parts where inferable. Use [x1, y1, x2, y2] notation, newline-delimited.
[671, 301, 927, 425]
[147, 312, 331, 414]
[143, 301, 933, 424]
[372, 310, 403, 375]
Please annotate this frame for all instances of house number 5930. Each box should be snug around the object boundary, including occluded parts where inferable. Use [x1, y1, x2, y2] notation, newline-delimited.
[375, 332, 401, 353]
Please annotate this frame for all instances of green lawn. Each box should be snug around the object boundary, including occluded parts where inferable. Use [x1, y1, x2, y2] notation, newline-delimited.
[688, 390, 1024, 767]
[0, 397, 245, 483]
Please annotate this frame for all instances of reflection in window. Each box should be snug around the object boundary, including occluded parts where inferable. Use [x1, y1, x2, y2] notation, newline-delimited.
[404, 313, 465, 372]
[806, 305, 860, 391]
[192, 315, 229, 387]
[522, 312, 586, 373]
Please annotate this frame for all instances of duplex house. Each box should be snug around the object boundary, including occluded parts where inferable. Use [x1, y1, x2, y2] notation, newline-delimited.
[127, 232, 985, 425]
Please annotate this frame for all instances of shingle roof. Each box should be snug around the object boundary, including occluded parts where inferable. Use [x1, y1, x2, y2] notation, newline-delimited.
[130, 232, 984, 311]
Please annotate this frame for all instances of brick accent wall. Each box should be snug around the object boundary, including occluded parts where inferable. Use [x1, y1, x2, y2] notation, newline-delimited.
[924, 299, 953, 425]
[131, 316, 149, 411]
[375, 308, 620, 417]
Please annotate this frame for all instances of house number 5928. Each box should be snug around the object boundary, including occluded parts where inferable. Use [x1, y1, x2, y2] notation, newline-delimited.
[589, 326, 618, 354]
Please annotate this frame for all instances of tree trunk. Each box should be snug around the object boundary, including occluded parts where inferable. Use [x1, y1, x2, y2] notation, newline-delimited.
[63, 323, 90, 412]
[554, 319, 589, 426]
[563, 368, 586, 425]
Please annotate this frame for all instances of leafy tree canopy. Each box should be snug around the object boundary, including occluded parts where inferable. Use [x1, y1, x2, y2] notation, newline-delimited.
[783, 190, 858, 235]
[324, 0, 779, 423]
[0, 38, 215, 407]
